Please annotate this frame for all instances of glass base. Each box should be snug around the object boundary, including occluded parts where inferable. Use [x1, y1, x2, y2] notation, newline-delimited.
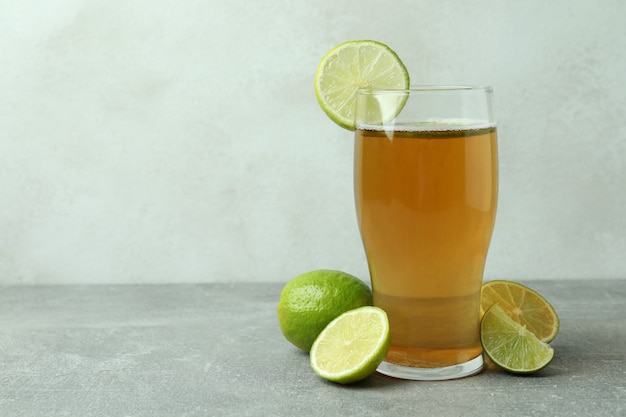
[376, 354, 483, 381]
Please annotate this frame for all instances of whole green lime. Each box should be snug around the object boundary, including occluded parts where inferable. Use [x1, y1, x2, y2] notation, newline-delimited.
[277, 270, 373, 352]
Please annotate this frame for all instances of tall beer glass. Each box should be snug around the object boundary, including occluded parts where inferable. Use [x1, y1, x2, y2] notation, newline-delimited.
[354, 86, 498, 380]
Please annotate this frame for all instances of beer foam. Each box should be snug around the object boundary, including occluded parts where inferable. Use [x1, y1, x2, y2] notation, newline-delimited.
[358, 119, 496, 132]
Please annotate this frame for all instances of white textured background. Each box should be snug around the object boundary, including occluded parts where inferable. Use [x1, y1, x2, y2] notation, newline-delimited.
[1, 0, 625, 285]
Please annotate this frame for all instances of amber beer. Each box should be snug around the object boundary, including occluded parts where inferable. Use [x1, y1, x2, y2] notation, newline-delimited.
[354, 123, 498, 374]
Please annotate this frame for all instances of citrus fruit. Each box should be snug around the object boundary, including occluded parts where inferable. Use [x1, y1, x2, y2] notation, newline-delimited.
[314, 40, 410, 130]
[276, 270, 373, 352]
[481, 280, 560, 343]
[481, 303, 555, 374]
[310, 306, 390, 384]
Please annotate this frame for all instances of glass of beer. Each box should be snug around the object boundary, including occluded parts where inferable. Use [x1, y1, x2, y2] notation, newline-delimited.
[353, 86, 498, 380]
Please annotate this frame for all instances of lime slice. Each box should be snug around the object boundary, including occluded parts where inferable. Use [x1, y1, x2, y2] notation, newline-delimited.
[481, 304, 555, 374]
[481, 280, 560, 343]
[314, 40, 410, 130]
[310, 306, 390, 384]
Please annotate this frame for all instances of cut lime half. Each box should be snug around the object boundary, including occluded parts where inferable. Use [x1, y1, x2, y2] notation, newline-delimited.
[310, 306, 390, 384]
[481, 280, 560, 343]
[481, 304, 555, 374]
[314, 40, 410, 130]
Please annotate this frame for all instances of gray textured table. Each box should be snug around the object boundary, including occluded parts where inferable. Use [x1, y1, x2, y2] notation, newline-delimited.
[1, 280, 624, 416]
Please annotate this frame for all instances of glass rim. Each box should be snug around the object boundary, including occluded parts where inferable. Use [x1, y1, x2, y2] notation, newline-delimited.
[356, 85, 493, 94]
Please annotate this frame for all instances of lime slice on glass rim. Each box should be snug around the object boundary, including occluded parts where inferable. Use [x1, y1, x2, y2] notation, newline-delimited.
[481, 304, 555, 374]
[314, 40, 410, 130]
[481, 280, 560, 343]
[310, 306, 390, 384]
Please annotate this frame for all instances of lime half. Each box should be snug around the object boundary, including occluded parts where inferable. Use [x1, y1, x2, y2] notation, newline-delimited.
[481, 304, 555, 374]
[314, 40, 410, 130]
[481, 280, 560, 343]
[310, 306, 390, 384]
